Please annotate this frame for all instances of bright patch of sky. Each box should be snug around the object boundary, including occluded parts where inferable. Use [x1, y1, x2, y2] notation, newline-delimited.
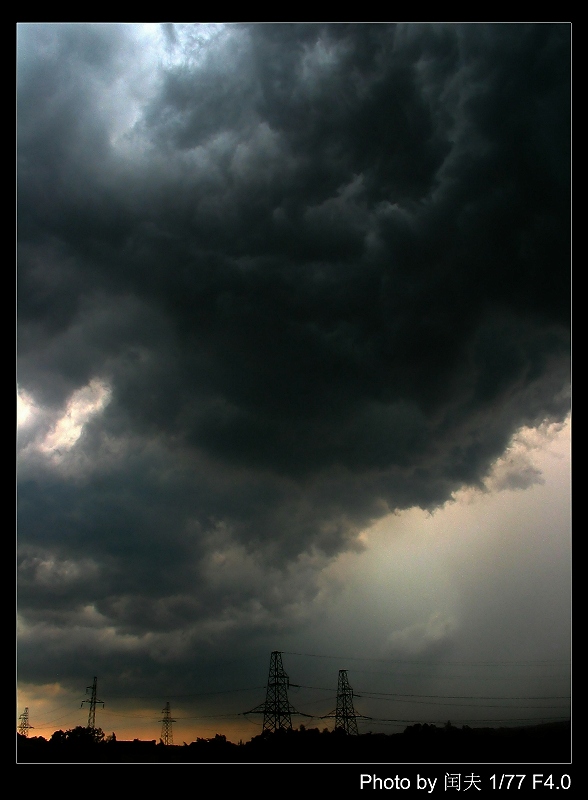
[106, 23, 234, 154]
[17, 389, 36, 427]
[291, 415, 570, 667]
[18, 378, 111, 460]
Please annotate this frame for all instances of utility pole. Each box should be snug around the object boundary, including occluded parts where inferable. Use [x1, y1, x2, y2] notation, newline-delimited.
[246, 651, 300, 733]
[334, 669, 360, 735]
[18, 707, 33, 737]
[160, 701, 176, 746]
[81, 676, 104, 732]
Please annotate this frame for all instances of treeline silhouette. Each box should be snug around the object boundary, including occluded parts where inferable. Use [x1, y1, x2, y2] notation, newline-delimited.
[17, 720, 570, 763]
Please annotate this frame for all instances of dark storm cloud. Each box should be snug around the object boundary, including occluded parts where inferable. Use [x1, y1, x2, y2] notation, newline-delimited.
[17, 23, 570, 690]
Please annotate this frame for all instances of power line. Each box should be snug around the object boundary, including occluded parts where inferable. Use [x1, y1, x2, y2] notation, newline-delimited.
[363, 715, 571, 725]
[287, 683, 568, 701]
[350, 667, 571, 680]
[359, 690, 570, 700]
[281, 651, 570, 666]
[357, 695, 570, 709]
[107, 686, 263, 699]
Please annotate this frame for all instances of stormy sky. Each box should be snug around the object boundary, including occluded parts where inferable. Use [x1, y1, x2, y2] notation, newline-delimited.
[17, 23, 570, 745]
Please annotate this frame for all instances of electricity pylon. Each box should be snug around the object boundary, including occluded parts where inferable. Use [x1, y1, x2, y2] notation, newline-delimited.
[160, 702, 176, 746]
[18, 707, 33, 737]
[81, 676, 104, 731]
[334, 669, 359, 735]
[246, 651, 300, 733]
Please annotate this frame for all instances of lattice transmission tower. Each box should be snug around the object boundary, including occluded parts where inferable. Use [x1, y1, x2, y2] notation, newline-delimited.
[18, 707, 33, 737]
[246, 651, 300, 733]
[334, 669, 360, 735]
[160, 702, 176, 745]
[81, 676, 104, 731]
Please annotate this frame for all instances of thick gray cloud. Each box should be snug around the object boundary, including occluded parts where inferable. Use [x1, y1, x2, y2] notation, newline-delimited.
[17, 23, 570, 707]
